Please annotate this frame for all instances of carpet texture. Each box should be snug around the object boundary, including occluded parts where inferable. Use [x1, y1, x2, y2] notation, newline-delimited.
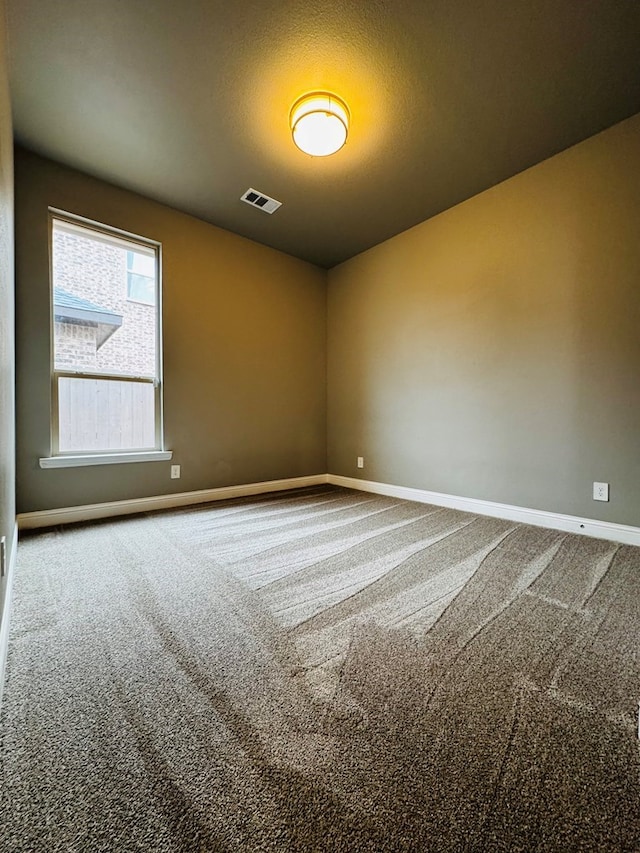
[1, 485, 639, 851]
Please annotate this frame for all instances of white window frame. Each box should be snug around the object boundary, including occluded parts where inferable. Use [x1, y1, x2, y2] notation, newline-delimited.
[40, 210, 171, 468]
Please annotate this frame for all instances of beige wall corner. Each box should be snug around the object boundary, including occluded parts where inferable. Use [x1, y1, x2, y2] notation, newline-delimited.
[15, 150, 327, 513]
[0, 0, 15, 621]
[328, 114, 640, 526]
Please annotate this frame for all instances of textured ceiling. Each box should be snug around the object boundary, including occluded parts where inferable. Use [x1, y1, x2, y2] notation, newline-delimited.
[8, 0, 640, 268]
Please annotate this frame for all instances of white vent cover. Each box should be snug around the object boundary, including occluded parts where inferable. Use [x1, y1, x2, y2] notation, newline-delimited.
[240, 188, 282, 214]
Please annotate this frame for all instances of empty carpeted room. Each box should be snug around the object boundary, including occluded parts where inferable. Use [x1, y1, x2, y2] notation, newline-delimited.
[1, 1, 640, 851]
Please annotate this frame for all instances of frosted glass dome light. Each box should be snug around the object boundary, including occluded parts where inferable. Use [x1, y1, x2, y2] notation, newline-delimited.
[290, 92, 350, 157]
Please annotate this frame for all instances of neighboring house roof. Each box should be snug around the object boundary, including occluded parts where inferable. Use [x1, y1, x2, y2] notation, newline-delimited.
[54, 287, 119, 318]
[53, 287, 123, 348]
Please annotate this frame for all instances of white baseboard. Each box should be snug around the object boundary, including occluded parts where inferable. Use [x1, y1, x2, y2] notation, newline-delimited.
[0, 522, 19, 711]
[17, 474, 330, 530]
[16, 471, 640, 547]
[328, 474, 640, 547]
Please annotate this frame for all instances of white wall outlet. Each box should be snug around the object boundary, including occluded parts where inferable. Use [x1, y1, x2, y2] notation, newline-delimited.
[593, 482, 609, 502]
[357, 456, 364, 469]
[171, 464, 181, 479]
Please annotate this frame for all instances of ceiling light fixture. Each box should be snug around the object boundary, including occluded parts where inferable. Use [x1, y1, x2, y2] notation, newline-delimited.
[290, 92, 350, 157]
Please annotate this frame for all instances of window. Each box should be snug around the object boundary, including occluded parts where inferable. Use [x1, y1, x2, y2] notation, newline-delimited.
[127, 250, 156, 304]
[48, 213, 166, 460]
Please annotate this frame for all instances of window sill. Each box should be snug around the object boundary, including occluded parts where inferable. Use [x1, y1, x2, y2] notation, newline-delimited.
[39, 451, 173, 469]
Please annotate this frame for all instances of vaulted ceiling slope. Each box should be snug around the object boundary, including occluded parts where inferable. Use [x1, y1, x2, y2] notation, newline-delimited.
[8, 0, 640, 268]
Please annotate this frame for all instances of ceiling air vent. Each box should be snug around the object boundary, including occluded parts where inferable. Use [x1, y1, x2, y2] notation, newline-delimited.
[240, 187, 282, 214]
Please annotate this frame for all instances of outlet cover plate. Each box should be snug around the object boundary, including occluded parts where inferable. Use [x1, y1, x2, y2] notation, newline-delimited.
[593, 482, 609, 501]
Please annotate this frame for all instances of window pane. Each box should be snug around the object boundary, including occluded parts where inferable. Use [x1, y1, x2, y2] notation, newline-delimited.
[127, 250, 155, 278]
[52, 220, 157, 377]
[127, 272, 156, 304]
[58, 377, 155, 452]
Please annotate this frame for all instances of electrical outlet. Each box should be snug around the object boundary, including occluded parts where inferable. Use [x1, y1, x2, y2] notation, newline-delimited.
[171, 464, 181, 479]
[593, 482, 609, 502]
[357, 456, 364, 469]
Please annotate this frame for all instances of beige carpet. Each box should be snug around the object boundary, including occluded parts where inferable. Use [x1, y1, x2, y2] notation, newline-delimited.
[1, 485, 639, 851]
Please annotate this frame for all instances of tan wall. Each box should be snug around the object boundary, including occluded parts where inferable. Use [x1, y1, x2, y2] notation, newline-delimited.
[16, 149, 327, 513]
[328, 114, 640, 526]
[0, 0, 15, 613]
